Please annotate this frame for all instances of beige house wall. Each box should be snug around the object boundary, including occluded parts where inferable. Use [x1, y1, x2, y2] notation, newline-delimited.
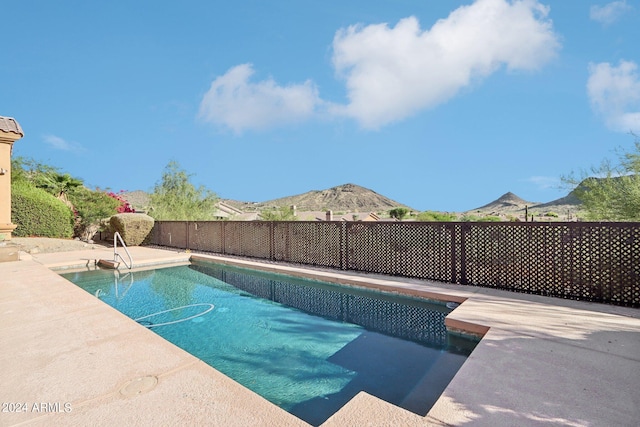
[0, 116, 24, 240]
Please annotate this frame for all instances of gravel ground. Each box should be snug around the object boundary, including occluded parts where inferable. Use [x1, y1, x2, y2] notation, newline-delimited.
[9, 237, 110, 254]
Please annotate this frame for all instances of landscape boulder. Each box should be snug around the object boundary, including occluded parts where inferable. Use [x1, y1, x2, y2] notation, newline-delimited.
[109, 213, 154, 246]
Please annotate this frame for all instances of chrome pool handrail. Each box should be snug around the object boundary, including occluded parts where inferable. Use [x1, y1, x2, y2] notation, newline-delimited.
[114, 232, 133, 269]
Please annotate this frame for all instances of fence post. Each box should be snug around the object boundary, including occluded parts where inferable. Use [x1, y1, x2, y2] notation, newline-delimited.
[222, 222, 226, 255]
[285, 222, 290, 262]
[185, 221, 190, 251]
[447, 223, 456, 283]
[460, 222, 470, 285]
[270, 221, 275, 261]
[341, 222, 348, 270]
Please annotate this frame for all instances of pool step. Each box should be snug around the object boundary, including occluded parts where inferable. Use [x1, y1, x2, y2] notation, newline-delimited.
[97, 259, 120, 269]
[399, 352, 467, 414]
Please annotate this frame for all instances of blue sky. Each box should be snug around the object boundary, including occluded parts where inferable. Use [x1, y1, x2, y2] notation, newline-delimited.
[2, 0, 639, 212]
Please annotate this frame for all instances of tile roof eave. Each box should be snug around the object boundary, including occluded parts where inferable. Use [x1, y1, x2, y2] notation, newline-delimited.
[0, 116, 24, 137]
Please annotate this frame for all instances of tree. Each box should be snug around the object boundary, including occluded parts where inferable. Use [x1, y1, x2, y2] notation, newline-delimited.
[11, 157, 82, 207]
[10, 157, 121, 239]
[149, 161, 218, 220]
[11, 157, 58, 184]
[67, 186, 121, 240]
[34, 172, 82, 199]
[389, 207, 410, 220]
[563, 135, 640, 221]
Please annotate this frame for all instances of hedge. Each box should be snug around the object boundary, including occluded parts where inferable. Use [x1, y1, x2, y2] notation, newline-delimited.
[110, 213, 154, 246]
[11, 182, 74, 238]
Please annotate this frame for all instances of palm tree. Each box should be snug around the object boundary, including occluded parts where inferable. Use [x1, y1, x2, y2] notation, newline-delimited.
[34, 172, 83, 209]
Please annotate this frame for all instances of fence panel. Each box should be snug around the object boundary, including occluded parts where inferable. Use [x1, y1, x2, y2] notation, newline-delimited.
[223, 221, 272, 259]
[151, 221, 188, 248]
[461, 222, 640, 305]
[346, 222, 455, 282]
[188, 221, 224, 253]
[273, 222, 344, 268]
[461, 223, 567, 293]
[149, 220, 640, 306]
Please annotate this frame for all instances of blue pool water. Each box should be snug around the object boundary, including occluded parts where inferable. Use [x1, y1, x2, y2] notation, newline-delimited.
[62, 261, 477, 425]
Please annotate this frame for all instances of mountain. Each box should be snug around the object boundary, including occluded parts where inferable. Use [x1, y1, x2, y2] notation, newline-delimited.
[123, 182, 586, 221]
[473, 192, 533, 211]
[534, 191, 582, 210]
[234, 183, 412, 213]
[468, 189, 583, 221]
[120, 190, 151, 212]
[126, 183, 412, 215]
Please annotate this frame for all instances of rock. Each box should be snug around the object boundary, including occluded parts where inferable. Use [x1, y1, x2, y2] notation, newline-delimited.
[110, 214, 155, 246]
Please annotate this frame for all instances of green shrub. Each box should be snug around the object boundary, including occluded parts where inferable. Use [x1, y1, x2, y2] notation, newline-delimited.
[110, 213, 155, 246]
[149, 161, 218, 220]
[461, 214, 502, 222]
[416, 211, 457, 221]
[544, 211, 559, 218]
[389, 207, 410, 220]
[68, 186, 121, 240]
[11, 182, 74, 238]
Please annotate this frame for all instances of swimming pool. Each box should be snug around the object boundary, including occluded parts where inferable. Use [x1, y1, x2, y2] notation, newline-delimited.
[62, 261, 477, 425]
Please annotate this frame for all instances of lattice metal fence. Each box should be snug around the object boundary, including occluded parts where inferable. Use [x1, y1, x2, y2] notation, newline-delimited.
[150, 221, 188, 248]
[150, 220, 640, 307]
[274, 222, 345, 268]
[346, 222, 455, 282]
[460, 222, 640, 306]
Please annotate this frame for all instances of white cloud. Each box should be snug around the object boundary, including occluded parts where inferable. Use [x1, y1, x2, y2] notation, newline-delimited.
[587, 60, 640, 133]
[330, 0, 560, 129]
[590, 1, 631, 26]
[198, 63, 322, 133]
[43, 134, 83, 152]
[198, 0, 559, 133]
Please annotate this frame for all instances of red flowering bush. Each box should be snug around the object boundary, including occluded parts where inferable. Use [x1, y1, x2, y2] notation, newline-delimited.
[107, 191, 135, 213]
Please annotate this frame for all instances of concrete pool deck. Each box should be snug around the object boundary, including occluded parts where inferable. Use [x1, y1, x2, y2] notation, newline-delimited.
[1, 246, 638, 426]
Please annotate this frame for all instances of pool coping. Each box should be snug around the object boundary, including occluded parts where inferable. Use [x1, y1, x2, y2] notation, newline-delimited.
[1, 246, 639, 426]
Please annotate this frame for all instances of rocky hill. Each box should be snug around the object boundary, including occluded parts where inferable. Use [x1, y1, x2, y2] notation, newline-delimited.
[468, 190, 583, 221]
[473, 192, 533, 211]
[123, 183, 586, 221]
[120, 190, 151, 212]
[227, 183, 412, 213]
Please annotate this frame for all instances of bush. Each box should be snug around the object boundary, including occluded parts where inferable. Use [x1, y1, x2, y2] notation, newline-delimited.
[461, 214, 502, 222]
[68, 187, 122, 241]
[416, 211, 457, 221]
[389, 207, 410, 220]
[149, 161, 218, 220]
[110, 213, 155, 246]
[11, 182, 74, 238]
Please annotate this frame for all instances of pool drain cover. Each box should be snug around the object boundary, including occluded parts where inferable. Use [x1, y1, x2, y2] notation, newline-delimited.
[119, 375, 158, 397]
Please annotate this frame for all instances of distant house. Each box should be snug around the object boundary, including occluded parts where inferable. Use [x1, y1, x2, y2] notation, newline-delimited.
[213, 201, 243, 219]
[213, 201, 261, 221]
[292, 210, 387, 222]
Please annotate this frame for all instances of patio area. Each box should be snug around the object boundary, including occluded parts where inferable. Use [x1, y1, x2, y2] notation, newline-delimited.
[1, 246, 639, 426]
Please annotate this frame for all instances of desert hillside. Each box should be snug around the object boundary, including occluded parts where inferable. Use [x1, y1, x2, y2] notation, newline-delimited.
[467, 190, 583, 220]
[226, 183, 413, 213]
[124, 182, 586, 220]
